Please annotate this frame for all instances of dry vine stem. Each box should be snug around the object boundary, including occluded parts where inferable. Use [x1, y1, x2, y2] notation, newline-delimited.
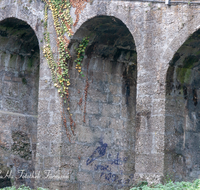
[70, 0, 89, 27]
[83, 61, 90, 123]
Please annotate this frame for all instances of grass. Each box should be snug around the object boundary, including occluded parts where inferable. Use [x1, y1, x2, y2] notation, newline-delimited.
[130, 179, 200, 190]
[2, 180, 200, 190]
[0, 185, 48, 190]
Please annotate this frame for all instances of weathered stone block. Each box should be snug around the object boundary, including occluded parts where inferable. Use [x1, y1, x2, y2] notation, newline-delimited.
[80, 159, 100, 171]
[136, 95, 152, 113]
[137, 83, 154, 96]
[51, 112, 62, 124]
[90, 115, 109, 128]
[37, 141, 50, 156]
[38, 100, 48, 113]
[93, 172, 113, 185]
[98, 184, 116, 190]
[61, 143, 94, 159]
[149, 115, 165, 134]
[38, 113, 50, 126]
[59, 182, 79, 190]
[75, 125, 95, 143]
[102, 104, 120, 118]
[39, 89, 55, 100]
[3, 98, 20, 112]
[109, 84, 122, 95]
[110, 74, 122, 84]
[109, 118, 124, 130]
[102, 128, 113, 146]
[135, 154, 164, 174]
[80, 183, 98, 190]
[86, 102, 99, 114]
[88, 87, 107, 102]
[152, 133, 165, 154]
[4, 75, 11, 81]
[77, 171, 93, 183]
[135, 133, 153, 154]
[152, 99, 165, 116]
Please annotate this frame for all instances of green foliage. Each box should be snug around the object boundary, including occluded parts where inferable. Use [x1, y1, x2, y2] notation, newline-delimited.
[130, 179, 200, 190]
[43, 0, 89, 100]
[75, 37, 89, 77]
[42, 0, 90, 139]
[0, 185, 48, 190]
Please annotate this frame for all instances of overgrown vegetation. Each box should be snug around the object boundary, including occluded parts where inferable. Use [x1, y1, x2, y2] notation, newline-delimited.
[130, 179, 200, 190]
[0, 185, 48, 190]
[42, 0, 89, 139]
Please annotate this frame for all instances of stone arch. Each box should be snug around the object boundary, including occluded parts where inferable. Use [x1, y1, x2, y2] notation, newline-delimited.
[60, 15, 137, 189]
[73, 2, 139, 52]
[164, 27, 200, 182]
[0, 0, 44, 40]
[0, 17, 40, 188]
[160, 24, 200, 83]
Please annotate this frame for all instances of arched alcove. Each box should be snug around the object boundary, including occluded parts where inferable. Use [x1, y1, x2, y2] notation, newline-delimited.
[60, 16, 137, 189]
[0, 18, 39, 188]
[165, 29, 200, 182]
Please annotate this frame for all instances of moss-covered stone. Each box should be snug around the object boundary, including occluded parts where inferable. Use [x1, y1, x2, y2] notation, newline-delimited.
[8, 54, 17, 69]
[11, 131, 31, 160]
[176, 67, 192, 84]
[27, 57, 33, 69]
[1, 52, 6, 66]
[183, 55, 198, 69]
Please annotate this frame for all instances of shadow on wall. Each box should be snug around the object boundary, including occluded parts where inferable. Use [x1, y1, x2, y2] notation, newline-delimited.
[60, 16, 137, 189]
[0, 17, 40, 188]
[165, 29, 200, 182]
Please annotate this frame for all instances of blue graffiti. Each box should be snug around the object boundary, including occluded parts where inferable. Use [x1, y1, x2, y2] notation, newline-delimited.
[87, 140, 134, 185]
[94, 164, 111, 171]
[100, 173, 119, 182]
[108, 153, 128, 165]
[129, 174, 134, 180]
[125, 179, 130, 184]
[100, 172, 133, 184]
[86, 140, 107, 165]
[117, 178, 130, 184]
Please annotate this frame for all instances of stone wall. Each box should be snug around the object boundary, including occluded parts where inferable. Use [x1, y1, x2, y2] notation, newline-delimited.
[165, 29, 200, 181]
[59, 16, 137, 190]
[2, 0, 200, 189]
[0, 18, 39, 188]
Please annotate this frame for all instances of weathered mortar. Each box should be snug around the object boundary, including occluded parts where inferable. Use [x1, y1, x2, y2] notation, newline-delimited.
[1, 0, 200, 189]
[0, 17, 39, 188]
[165, 28, 200, 182]
[58, 16, 137, 190]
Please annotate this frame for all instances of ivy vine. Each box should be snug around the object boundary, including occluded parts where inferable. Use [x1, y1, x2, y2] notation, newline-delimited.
[75, 37, 89, 77]
[42, 0, 89, 140]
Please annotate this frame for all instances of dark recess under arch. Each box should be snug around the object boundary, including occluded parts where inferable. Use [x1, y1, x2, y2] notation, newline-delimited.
[165, 29, 200, 182]
[61, 16, 137, 189]
[0, 17, 39, 188]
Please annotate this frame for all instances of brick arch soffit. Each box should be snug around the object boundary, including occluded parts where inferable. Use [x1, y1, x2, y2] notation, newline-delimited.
[160, 24, 200, 86]
[73, 13, 138, 55]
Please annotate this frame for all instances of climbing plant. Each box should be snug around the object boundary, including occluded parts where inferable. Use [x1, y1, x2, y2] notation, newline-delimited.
[75, 37, 89, 76]
[42, 0, 89, 140]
